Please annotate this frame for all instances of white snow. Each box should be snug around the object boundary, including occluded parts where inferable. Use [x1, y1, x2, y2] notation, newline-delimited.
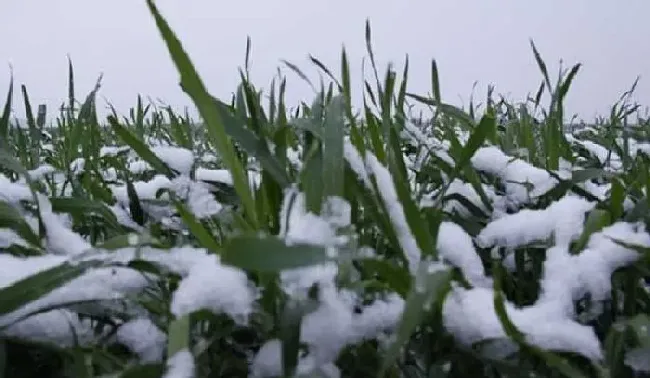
[278, 188, 351, 248]
[442, 286, 603, 360]
[116, 318, 167, 362]
[0, 257, 150, 346]
[401, 121, 455, 166]
[69, 157, 86, 174]
[1, 309, 104, 347]
[151, 146, 195, 175]
[163, 349, 195, 378]
[365, 152, 421, 273]
[0, 174, 34, 203]
[170, 255, 256, 324]
[195, 167, 261, 188]
[477, 195, 595, 249]
[552, 222, 650, 304]
[437, 222, 490, 288]
[343, 139, 371, 188]
[28, 165, 56, 180]
[442, 215, 650, 361]
[425, 178, 500, 218]
[111, 174, 172, 203]
[38, 193, 90, 255]
[625, 347, 650, 373]
[100, 145, 131, 157]
[110, 174, 224, 220]
[251, 339, 336, 377]
[195, 167, 233, 184]
[566, 134, 622, 171]
[129, 159, 152, 174]
[472, 146, 558, 207]
[0, 243, 254, 358]
[0, 229, 30, 248]
[4, 110, 650, 375]
[250, 339, 287, 377]
[170, 176, 223, 218]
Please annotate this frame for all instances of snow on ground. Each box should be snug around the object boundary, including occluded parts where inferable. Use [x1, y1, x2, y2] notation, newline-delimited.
[2, 122, 650, 376]
[163, 349, 196, 378]
[471, 146, 559, 208]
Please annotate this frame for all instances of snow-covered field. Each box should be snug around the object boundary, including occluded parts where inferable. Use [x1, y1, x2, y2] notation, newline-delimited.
[1, 3, 650, 378]
[3, 107, 650, 377]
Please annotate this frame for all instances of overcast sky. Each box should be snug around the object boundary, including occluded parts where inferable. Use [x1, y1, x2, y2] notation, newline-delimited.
[1, 0, 648, 122]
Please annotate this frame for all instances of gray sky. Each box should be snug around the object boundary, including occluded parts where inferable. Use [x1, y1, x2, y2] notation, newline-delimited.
[1, 0, 648, 122]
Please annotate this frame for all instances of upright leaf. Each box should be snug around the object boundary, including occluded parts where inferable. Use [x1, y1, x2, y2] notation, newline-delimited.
[146, 0, 259, 229]
[322, 95, 346, 199]
[0, 73, 13, 140]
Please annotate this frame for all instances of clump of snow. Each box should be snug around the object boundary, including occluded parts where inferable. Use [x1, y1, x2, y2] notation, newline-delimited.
[625, 347, 650, 373]
[280, 262, 339, 300]
[472, 146, 558, 207]
[129, 160, 152, 174]
[251, 339, 317, 377]
[100, 145, 130, 157]
[103, 167, 118, 182]
[0, 174, 34, 203]
[253, 180, 407, 376]
[0, 244, 259, 359]
[107, 246, 257, 324]
[163, 349, 195, 378]
[347, 293, 405, 342]
[442, 215, 650, 361]
[566, 135, 622, 171]
[437, 222, 491, 288]
[37, 193, 90, 255]
[578, 178, 611, 201]
[110, 204, 146, 232]
[401, 121, 454, 166]
[195, 167, 261, 188]
[442, 286, 603, 361]
[116, 318, 166, 362]
[278, 187, 351, 248]
[300, 288, 356, 366]
[69, 157, 86, 175]
[251, 288, 404, 377]
[424, 179, 500, 218]
[195, 168, 232, 185]
[250, 339, 287, 377]
[28, 165, 56, 180]
[170, 176, 223, 218]
[111, 174, 172, 203]
[0, 257, 151, 346]
[0, 229, 30, 249]
[151, 146, 195, 175]
[560, 222, 650, 303]
[170, 255, 256, 324]
[286, 147, 303, 170]
[477, 195, 595, 249]
[110, 174, 224, 221]
[1, 309, 104, 347]
[200, 153, 218, 163]
[10, 264, 148, 318]
[0, 254, 67, 288]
